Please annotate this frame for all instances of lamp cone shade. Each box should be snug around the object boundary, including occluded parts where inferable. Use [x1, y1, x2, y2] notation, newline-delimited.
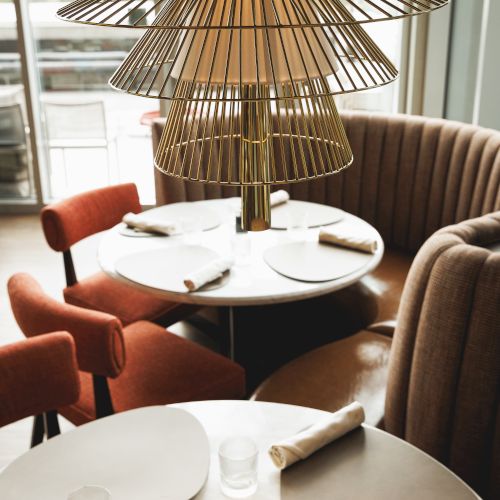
[57, 0, 449, 29]
[109, 21, 398, 100]
[154, 83, 353, 185]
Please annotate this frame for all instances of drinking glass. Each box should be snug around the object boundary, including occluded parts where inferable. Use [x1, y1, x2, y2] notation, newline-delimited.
[286, 207, 309, 241]
[219, 436, 258, 498]
[67, 485, 111, 500]
[231, 233, 251, 266]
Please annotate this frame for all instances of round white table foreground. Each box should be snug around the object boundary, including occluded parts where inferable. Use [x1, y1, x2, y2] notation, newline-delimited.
[0, 407, 210, 500]
[174, 401, 480, 500]
[98, 199, 384, 307]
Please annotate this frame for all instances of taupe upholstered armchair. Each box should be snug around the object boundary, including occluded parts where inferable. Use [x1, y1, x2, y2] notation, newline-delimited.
[252, 212, 500, 499]
[153, 112, 500, 325]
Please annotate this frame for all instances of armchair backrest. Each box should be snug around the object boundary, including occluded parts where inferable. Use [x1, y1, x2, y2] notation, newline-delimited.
[0, 332, 80, 428]
[8, 273, 125, 378]
[41, 183, 141, 252]
[153, 112, 500, 253]
[385, 212, 500, 498]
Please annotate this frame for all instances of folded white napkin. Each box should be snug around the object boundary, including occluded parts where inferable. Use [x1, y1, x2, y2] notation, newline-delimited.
[183, 257, 234, 292]
[319, 226, 378, 254]
[268, 401, 365, 470]
[122, 212, 180, 236]
[270, 190, 290, 207]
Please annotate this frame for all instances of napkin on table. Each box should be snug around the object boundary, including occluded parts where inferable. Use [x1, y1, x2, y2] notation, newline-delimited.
[319, 226, 378, 254]
[184, 257, 234, 292]
[270, 190, 290, 207]
[122, 212, 180, 236]
[268, 401, 365, 470]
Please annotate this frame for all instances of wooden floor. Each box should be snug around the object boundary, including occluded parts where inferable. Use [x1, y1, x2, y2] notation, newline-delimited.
[0, 214, 211, 470]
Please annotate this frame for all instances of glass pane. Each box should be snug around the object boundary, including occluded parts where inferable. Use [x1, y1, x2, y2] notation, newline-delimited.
[28, 1, 158, 204]
[0, 0, 36, 201]
[337, 20, 404, 113]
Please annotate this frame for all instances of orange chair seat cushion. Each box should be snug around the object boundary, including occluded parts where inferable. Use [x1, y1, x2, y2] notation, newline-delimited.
[251, 331, 392, 427]
[63, 272, 194, 326]
[60, 321, 245, 425]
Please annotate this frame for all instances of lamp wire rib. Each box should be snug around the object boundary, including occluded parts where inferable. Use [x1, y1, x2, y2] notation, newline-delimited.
[57, 0, 449, 28]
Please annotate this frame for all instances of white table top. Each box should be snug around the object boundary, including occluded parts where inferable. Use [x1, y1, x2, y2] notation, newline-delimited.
[0, 401, 480, 500]
[98, 199, 384, 306]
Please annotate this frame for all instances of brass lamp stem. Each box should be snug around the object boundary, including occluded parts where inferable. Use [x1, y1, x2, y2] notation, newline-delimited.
[240, 85, 271, 231]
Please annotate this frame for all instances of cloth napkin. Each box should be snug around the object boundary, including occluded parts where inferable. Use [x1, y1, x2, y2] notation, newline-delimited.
[319, 226, 378, 254]
[268, 401, 365, 470]
[183, 257, 234, 292]
[122, 212, 180, 236]
[270, 190, 290, 207]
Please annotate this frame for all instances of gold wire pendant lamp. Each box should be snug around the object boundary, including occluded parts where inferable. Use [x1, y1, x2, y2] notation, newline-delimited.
[58, 0, 449, 230]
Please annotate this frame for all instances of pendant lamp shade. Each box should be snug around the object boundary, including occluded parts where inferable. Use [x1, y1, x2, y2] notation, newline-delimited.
[109, 21, 398, 100]
[57, 0, 449, 29]
[154, 85, 353, 185]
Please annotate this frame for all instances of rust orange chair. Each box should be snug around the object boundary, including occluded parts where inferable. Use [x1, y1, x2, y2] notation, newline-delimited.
[40, 183, 196, 327]
[8, 273, 245, 426]
[0, 332, 80, 447]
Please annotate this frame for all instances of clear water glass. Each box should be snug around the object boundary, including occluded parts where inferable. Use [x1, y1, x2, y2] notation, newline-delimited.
[231, 233, 251, 266]
[67, 485, 111, 500]
[286, 207, 309, 241]
[219, 436, 258, 498]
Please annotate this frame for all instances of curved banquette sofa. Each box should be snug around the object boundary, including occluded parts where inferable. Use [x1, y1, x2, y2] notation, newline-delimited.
[252, 212, 500, 499]
[153, 111, 500, 326]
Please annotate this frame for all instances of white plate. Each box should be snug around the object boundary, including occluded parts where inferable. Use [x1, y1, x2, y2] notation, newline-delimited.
[145, 202, 221, 232]
[0, 407, 210, 500]
[271, 200, 344, 229]
[115, 245, 229, 293]
[264, 241, 373, 282]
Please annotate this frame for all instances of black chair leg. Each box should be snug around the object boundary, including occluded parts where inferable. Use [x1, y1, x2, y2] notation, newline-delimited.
[30, 414, 45, 448]
[43, 410, 61, 439]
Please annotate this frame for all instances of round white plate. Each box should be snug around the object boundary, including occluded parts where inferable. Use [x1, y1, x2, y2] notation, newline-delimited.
[264, 241, 373, 282]
[0, 407, 210, 500]
[271, 200, 344, 229]
[146, 202, 221, 232]
[115, 245, 229, 293]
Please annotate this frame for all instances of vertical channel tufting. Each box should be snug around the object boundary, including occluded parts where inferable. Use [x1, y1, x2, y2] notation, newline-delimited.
[441, 126, 476, 228]
[481, 149, 500, 214]
[424, 122, 460, 239]
[392, 118, 424, 249]
[359, 114, 386, 228]
[375, 115, 405, 245]
[404, 246, 488, 462]
[407, 120, 441, 252]
[386, 213, 500, 498]
[469, 135, 500, 218]
[341, 112, 366, 216]
[448, 253, 500, 497]
[455, 130, 490, 223]
[384, 234, 461, 438]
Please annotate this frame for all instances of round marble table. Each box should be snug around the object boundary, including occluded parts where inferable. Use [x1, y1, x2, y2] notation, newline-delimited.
[178, 400, 480, 499]
[0, 401, 480, 499]
[98, 198, 384, 307]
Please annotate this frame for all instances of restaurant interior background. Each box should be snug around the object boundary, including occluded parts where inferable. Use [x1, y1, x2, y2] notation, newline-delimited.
[0, 0, 499, 496]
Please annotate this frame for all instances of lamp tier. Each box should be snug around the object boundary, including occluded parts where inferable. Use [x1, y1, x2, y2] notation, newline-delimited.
[110, 21, 398, 100]
[154, 83, 352, 186]
[57, 0, 449, 29]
